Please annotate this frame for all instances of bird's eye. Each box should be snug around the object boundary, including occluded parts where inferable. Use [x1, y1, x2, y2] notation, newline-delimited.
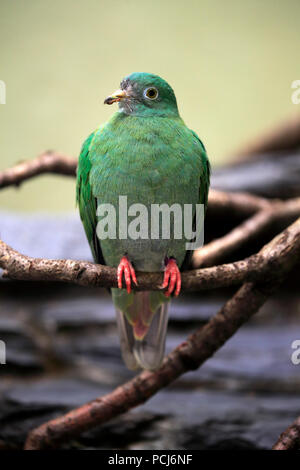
[144, 87, 158, 100]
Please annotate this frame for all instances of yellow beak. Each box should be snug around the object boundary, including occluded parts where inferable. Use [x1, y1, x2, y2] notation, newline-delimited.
[104, 89, 127, 105]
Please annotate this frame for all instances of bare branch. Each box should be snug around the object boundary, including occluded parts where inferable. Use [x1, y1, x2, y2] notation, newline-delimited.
[1, 218, 299, 292]
[23, 283, 278, 449]
[2, 151, 300, 450]
[24, 218, 300, 449]
[193, 198, 300, 268]
[0, 152, 77, 188]
[1, 153, 299, 285]
[0, 152, 282, 216]
[207, 188, 271, 215]
[272, 416, 300, 450]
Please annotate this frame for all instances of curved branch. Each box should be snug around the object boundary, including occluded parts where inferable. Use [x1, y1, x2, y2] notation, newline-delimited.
[207, 188, 271, 215]
[0, 152, 281, 216]
[272, 416, 300, 450]
[24, 218, 300, 449]
[0, 152, 77, 188]
[193, 198, 300, 268]
[24, 283, 268, 449]
[1, 218, 299, 292]
[1, 152, 300, 450]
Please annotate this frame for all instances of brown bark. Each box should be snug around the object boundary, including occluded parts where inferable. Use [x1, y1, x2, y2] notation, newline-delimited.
[192, 198, 300, 268]
[272, 416, 300, 450]
[0, 151, 278, 216]
[1, 217, 299, 292]
[25, 283, 269, 450]
[1, 151, 300, 450]
[0, 152, 77, 188]
[23, 218, 300, 449]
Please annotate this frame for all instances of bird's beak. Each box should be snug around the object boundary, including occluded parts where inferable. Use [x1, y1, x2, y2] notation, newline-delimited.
[104, 89, 127, 105]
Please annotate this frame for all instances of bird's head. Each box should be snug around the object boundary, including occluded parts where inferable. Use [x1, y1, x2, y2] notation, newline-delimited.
[104, 72, 179, 118]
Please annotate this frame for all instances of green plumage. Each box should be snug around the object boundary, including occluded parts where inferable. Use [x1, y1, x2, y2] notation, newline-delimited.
[76, 72, 210, 370]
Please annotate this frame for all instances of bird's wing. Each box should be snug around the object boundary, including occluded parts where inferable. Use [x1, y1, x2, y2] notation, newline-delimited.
[191, 130, 211, 211]
[181, 130, 210, 270]
[76, 131, 105, 265]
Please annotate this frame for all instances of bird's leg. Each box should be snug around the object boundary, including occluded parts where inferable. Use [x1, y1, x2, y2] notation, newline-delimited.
[161, 257, 181, 297]
[117, 255, 138, 294]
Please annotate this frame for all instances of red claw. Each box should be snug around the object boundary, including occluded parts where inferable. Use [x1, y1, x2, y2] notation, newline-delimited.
[161, 258, 181, 297]
[117, 256, 138, 294]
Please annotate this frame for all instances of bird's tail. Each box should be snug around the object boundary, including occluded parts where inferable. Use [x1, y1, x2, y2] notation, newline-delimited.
[113, 290, 169, 370]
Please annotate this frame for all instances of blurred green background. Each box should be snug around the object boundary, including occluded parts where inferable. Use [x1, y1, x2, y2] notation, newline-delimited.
[0, 0, 299, 212]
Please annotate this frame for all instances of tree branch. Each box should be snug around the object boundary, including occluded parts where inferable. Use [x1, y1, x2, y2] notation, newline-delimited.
[192, 198, 300, 268]
[2, 152, 300, 450]
[208, 188, 271, 215]
[272, 416, 300, 450]
[2, 153, 299, 273]
[0, 152, 280, 216]
[0, 152, 77, 188]
[23, 283, 278, 450]
[24, 218, 300, 449]
[1, 218, 299, 292]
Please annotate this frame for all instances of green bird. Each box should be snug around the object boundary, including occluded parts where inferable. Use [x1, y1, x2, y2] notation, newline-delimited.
[76, 72, 210, 370]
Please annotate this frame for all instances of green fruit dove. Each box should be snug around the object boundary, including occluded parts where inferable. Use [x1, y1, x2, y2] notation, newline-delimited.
[76, 72, 210, 371]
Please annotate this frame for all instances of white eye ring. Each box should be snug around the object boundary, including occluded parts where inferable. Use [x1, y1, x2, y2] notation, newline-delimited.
[143, 87, 159, 100]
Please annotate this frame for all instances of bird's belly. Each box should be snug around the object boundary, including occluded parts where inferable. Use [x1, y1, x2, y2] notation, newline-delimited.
[93, 151, 199, 271]
[97, 201, 190, 271]
[96, 185, 194, 271]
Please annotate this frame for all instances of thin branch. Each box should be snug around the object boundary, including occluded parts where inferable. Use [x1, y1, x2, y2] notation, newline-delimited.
[2, 153, 299, 273]
[2, 151, 300, 450]
[0, 152, 77, 188]
[25, 284, 266, 449]
[1, 218, 299, 291]
[272, 416, 300, 450]
[0, 152, 280, 216]
[193, 209, 273, 268]
[207, 188, 271, 215]
[24, 218, 300, 449]
[192, 198, 300, 268]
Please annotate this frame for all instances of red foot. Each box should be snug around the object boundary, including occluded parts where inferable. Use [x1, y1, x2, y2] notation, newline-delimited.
[117, 256, 137, 294]
[161, 258, 181, 297]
